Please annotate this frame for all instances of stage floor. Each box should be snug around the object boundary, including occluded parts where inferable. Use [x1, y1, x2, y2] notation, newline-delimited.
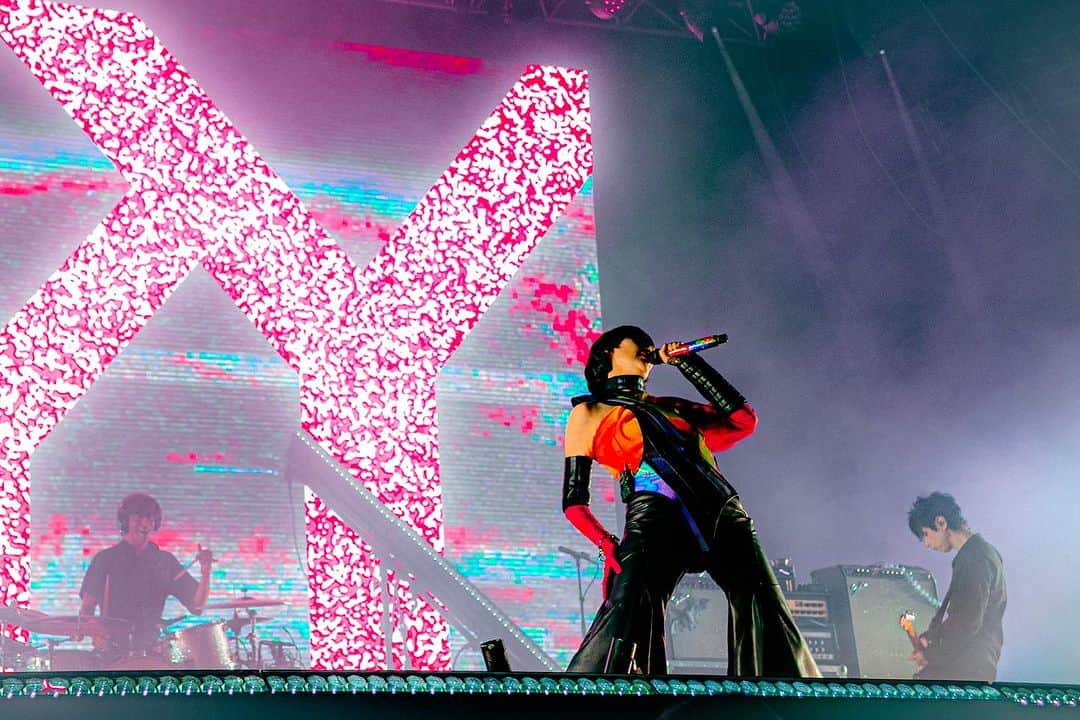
[0, 671, 1074, 719]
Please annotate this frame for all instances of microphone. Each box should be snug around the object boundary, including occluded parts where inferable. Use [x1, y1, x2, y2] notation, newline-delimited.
[558, 545, 598, 565]
[644, 333, 728, 364]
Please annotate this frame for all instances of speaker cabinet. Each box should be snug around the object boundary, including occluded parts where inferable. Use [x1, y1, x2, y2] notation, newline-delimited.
[810, 565, 939, 679]
[665, 574, 847, 677]
[666, 573, 728, 668]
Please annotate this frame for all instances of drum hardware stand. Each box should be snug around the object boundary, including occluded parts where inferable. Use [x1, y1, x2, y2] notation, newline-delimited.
[225, 607, 262, 668]
[228, 610, 242, 666]
[44, 637, 61, 670]
[243, 608, 260, 668]
[258, 638, 299, 670]
[202, 591, 286, 669]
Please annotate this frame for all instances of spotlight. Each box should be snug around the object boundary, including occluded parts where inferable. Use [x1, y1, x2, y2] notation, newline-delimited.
[752, 1, 801, 39]
[585, 0, 628, 21]
[678, 0, 802, 44]
[776, 1, 801, 32]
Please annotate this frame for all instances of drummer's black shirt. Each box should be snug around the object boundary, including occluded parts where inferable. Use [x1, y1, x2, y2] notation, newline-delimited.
[80, 540, 198, 653]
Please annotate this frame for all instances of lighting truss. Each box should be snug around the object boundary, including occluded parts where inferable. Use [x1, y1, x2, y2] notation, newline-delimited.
[372, 0, 770, 43]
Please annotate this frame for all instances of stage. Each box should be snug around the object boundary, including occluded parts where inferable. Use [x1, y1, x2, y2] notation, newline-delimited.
[0, 671, 1076, 720]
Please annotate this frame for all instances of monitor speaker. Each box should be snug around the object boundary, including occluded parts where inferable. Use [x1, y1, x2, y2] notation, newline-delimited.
[666, 572, 850, 677]
[665, 573, 728, 668]
[810, 565, 939, 679]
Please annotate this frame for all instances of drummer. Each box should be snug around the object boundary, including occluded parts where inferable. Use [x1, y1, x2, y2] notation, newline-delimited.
[78, 493, 213, 661]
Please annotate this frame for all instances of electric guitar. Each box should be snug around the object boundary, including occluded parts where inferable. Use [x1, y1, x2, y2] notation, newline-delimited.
[899, 610, 929, 678]
[898, 610, 921, 652]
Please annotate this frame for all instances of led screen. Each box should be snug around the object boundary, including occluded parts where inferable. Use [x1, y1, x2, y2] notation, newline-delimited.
[1, 0, 599, 672]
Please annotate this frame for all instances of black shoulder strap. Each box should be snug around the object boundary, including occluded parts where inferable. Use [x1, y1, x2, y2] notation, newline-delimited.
[595, 393, 739, 516]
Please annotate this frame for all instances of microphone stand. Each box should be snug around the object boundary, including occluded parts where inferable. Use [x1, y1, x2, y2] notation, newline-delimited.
[573, 555, 587, 638]
[559, 546, 597, 638]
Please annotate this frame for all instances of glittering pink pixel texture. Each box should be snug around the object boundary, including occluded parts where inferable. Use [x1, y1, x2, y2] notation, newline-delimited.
[0, 0, 592, 669]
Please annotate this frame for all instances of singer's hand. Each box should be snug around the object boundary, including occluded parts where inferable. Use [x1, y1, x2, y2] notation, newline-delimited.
[600, 535, 622, 601]
[642, 334, 727, 365]
[659, 342, 682, 364]
[640, 344, 674, 365]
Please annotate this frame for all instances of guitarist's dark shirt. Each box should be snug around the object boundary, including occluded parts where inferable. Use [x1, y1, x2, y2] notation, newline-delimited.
[920, 534, 1006, 681]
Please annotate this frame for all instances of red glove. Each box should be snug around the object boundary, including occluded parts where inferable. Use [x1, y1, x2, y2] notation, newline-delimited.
[565, 504, 622, 600]
[599, 533, 622, 601]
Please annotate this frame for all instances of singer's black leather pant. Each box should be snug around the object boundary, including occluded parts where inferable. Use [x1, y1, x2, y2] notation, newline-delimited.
[566, 493, 689, 675]
[566, 494, 820, 678]
[706, 497, 820, 678]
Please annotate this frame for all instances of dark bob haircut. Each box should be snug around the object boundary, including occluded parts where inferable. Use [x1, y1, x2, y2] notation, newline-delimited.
[584, 325, 654, 394]
[907, 492, 967, 539]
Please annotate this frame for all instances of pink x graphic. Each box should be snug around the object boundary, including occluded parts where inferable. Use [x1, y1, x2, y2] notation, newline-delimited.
[0, 0, 592, 669]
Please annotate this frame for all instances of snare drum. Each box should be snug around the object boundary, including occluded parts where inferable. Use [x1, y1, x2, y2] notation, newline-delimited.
[166, 621, 235, 669]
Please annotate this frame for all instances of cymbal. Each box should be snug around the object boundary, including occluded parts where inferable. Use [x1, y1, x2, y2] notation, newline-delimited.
[24, 615, 133, 637]
[202, 597, 285, 610]
[0, 605, 49, 627]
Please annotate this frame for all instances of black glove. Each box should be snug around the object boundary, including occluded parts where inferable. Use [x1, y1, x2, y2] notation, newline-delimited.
[562, 455, 593, 511]
[669, 353, 746, 416]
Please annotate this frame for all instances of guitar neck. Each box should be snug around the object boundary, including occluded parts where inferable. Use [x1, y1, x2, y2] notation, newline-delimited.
[899, 614, 922, 653]
[903, 626, 921, 653]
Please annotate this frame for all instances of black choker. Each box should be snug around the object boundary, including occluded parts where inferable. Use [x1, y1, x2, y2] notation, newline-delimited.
[600, 375, 646, 398]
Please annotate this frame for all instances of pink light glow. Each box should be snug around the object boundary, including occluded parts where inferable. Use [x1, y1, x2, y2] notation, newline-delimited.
[509, 273, 600, 366]
[0, 0, 592, 669]
[442, 524, 502, 552]
[336, 42, 485, 76]
[480, 403, 540, 434]
[0, 173, 125, 196]
[163, 451, 231, 464]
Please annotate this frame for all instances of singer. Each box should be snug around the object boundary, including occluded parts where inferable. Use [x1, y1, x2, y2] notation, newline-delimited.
[561, 326, 819, 677]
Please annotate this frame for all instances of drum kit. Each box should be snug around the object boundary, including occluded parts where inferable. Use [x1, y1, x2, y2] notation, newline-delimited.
[0, 595, 297, 672]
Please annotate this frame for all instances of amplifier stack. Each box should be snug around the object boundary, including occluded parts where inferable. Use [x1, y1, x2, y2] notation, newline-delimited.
[785, 585, 846, 677]
[665, 562, 939, 679]
[810, 564, 940, 679]
[665, 572, 846, 677]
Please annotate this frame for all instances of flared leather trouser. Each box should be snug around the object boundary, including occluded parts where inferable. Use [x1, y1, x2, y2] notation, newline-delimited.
[566, 494, 820, 678]
[706, 497, 820, 678]
[566, 493, 689, 674]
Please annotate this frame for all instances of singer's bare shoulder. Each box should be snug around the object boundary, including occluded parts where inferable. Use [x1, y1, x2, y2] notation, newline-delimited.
[564, 401, 618, 457]
[564, 403, 592, 457]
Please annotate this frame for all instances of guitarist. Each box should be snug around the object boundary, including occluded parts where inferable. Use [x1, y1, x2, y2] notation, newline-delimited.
[906, 492, 1006, 682]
